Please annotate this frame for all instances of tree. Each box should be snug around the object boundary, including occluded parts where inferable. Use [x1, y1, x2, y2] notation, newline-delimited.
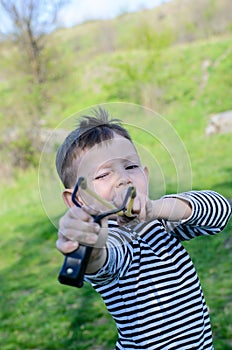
[0, 0, 69, 82]
[0, 0, 70, 170]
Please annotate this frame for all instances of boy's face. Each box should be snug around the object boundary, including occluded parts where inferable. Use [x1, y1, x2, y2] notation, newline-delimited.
[71, 135, 149, 209]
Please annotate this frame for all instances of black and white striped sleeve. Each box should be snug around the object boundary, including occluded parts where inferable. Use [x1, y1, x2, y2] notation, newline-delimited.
[163, 190, 231, 241]
[85, 227, 134, 285]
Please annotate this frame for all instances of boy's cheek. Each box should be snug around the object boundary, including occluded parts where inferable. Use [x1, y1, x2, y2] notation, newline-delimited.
[93, 181, 114, 202]
[135, 179, 149, 196]
[94, 186, 112, 203]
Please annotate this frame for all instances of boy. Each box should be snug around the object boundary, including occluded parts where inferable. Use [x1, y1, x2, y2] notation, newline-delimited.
[56, 107, 231, 350]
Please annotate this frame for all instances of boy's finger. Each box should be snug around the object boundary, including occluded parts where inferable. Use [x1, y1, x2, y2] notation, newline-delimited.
[69, 205, 95, 222]
[131, 198, 140, 214]
[82, 205, 99, 216]
[62, 229, 99, 245]
[56, 238, 78, 254]
[61, 219, 100, 234]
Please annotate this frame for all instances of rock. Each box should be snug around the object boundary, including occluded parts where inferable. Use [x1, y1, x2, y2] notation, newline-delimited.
[206, 110, 232, 136]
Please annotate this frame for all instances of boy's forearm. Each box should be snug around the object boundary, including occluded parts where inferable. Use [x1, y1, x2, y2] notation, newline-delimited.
[86, 246, 107, 274]
[151, 197, 192, 221]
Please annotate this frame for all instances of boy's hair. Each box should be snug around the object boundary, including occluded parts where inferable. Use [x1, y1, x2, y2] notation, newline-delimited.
[56, 107, 132, 188]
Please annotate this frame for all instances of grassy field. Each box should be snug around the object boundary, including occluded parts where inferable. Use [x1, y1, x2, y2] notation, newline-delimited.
[0, 6, 232, 349]
[0, 129, 231, 350]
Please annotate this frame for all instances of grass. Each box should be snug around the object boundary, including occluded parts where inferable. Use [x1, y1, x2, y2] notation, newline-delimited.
[183, 223, 232, 349]
[0, 143, 231, 350]
[0, 170, 117, 350]
[0, 11, 232, 350]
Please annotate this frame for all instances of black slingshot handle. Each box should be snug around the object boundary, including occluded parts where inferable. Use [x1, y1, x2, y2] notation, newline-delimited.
[58, 244, 93, 288]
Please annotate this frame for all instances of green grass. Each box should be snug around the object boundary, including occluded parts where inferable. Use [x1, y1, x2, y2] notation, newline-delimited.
[183, 223, 232, 349]
[0, 12, 232, 350]
[0, 170, 117, 350]
[0, 151, 231, 350]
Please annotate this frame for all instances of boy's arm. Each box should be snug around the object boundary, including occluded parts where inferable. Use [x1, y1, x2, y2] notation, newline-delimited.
[85, 247, 107, 274]
[85, 218, 108, 273]
[149, 196, 192, 221]
[152, 190, 231, 240]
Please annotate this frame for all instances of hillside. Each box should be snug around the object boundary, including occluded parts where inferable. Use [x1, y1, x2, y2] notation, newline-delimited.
[0, 1, 232, 349]
[0, 0, 232, 179]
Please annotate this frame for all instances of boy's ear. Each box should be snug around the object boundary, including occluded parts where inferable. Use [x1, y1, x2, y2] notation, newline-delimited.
[144, 166, 149, 182]
[62, 189, 84, 208]
[62, 189, 74, 208]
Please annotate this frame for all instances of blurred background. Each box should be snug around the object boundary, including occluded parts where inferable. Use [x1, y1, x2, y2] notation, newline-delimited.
[0, 0, 231, 349]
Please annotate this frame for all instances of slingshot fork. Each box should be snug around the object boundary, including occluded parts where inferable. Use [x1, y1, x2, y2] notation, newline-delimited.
[58, 176, 136, 288]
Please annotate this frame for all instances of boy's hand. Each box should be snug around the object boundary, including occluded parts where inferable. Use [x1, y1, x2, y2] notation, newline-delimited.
[56, 206, 106, 254]
[57, 205, 108, 273]
[113, 189, 153, 225]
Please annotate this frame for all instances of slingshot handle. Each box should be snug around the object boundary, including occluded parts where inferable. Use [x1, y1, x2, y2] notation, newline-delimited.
[58, 245, 93, 288]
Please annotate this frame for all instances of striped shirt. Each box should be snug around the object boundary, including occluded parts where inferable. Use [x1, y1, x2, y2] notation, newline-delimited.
[85, 191, 231, 350]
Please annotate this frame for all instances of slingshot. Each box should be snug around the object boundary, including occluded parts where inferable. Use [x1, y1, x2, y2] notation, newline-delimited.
[58, 176, 136, 288]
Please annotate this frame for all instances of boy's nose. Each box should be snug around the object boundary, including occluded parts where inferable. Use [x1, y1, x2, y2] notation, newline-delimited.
[115, 170, 132, 188]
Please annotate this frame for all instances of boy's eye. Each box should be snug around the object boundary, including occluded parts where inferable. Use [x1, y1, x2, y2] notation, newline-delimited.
[94, 172, 109, 180]
[125, 164, 139, 170]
